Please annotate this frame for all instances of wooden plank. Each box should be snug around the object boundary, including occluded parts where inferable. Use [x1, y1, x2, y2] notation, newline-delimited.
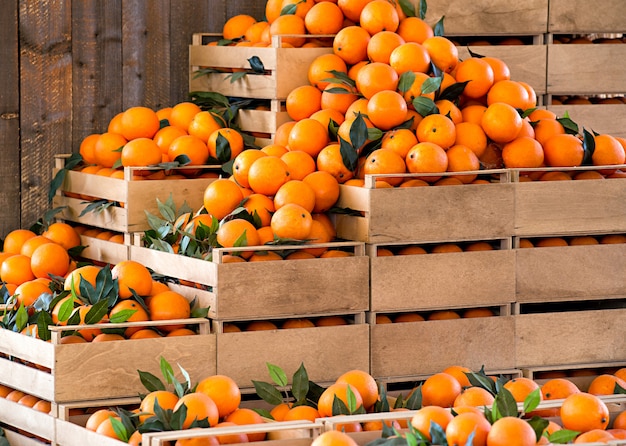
[0, 359, 55, 402]
[56, 417, 129, 446]
[0, 0, 20, 238]
[549, 0, 626, 33]
[79, 234, 130, 264]
[547, 104, 626, 138]
[423, 0, 548, 36]
[370, 249, 516, 312]
[516, 243, 626, 302]
[0, 397, 55, 441]
[516, 309, 626, 367]
[3, 429, 50, 446]
[217, 324, 370, 388]
[370, 316, 516, 379]
[19, 0, 72, 228]
[547, 44, 626, 95]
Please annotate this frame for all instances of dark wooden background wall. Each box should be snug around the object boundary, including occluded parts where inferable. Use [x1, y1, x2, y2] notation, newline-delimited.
[0, 0, 266, 239]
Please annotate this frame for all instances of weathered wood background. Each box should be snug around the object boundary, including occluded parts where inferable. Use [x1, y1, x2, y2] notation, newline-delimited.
[0, 0, 265, 239]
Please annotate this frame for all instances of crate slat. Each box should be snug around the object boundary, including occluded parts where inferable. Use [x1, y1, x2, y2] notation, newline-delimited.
[549, 0, 626, 33]
[0, 397, 55, 441]
[547, 104, 626, 139]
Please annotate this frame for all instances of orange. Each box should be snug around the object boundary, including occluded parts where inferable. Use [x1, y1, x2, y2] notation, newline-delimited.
[217, 218, 261, 250]
[108, 112, 125, 134]
[13, 280, 51, 308]
[321, 83, 359, 115]
[120, 106, 160, 140]
[64, 265, 100, 296]
[613, 410, 626, 430]
[333, 26, 371, 65]
[422, 36, 458, 73]
[397, 16, 433, 44]
[446, 145, 480, 183]
[486, 80, 530, 110]
[366, 90, 408, 131]
[421, 372, 463, 407]
[281, 150, 316, 182]
[169, 102, 202, 131]
[337, 0, 370, 21]
[454, 121, 488, 157]
[225, 408, 266, 442]
[461, 104, 487, 125]
[541, 378, 580, 400]
[482, 56, 511, 83]
[281, 0, 315, 18]
[317, 382, 364, 417]
[435, 99, 463, 125]
[573, 429, 615, 444]
[542, 134, 584, 167]
[410, 406, 454, 440]
[366, 30, 405, 64]
[288, 118, 329, 158]
[362, 148, 407, 186]
[203, 178, 244, 221]
[43, 222, 81, 250]
[445, 411, 491, 446]
[282, 404, 320, 423]
[271, 203, 313, 240]
[405, 141, 448, 180]
[316, 143, 354, 183]
[593, 133, 626, 166]
[247, 155, 290, 196]
[416, 113, 456, 149]
[129, 329, 162, 339]
[232, 149, 267, 189]
[30, 242, 70, 280]
[32, 399, 52, 413]
[533, 118, 565, 146]
[274, 179, 317, 213]
[140, 390, 180, 416]
[79, 133, 100, 164]
[3, 229, 37, 254]
[519, 81, 537, 109]
[187, 110, 223, 143]
[588, 374, 626, 395]
[244, 20, 270, 44]
[196, 375, 241, 419]
[355, 63, 398, 100]
[94, 132, 127, 168]
[560, 392, 610, 432]
[167, 134, 209, 166]
[223, 14, 257, 40]
[20, 235, 56, 258]
[308, 53, 348, 91]
[286, 85, 322, 121]
[95, 416, 123, 439]
[207, 128, 244, 162]
[481, 102, 523, 144]
[121, 137, 162, 167]
[311, 430, 358, 446]
[269, 14, 306, 47]
[502, 136, 545, 168]
[261, 143, 289, 157]
[265, 0, 283, 24]
[359, 0, 399, 35]
[381, 128, 418, 159]
[453, 386, 495, 407]
[86, 409, 119, 432]
[455, 57, 495, 99]
[111, 260, 153, 299]
[174, 392, 220, 429]
[486, 416, 536, 446]
[1, 254, 35, 286]
[503, 377, 540, 403]
[442, 365, 472, 388]
[242, 193, 275, 227]
[336, 369, 379, 410]
[305, 1, 344, 35]
[310, 108, 346, 130]
[148, 290, 191, 330]
[303, 170, 340, 212]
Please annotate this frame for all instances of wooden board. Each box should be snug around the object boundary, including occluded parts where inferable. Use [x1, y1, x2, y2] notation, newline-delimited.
[335, 177, 515, 244]
[78, 234, 130, 264]
[423, 0, 548, 36]
[55, 417, 130, 446]
[370, 316, 516, 379]
[457, 45, 547, 94]
[516, 309, 626, 367]
[130, 243, 369, 320]
[549, 0, 626, 33]
[547, 104, 626, 138]
[513, 174, 626, 236]
[370, 249, 515, 312]
[235, 108, 292, 135]
[516, 243, 626, 303]
[547, 45, 626, 95]
[217, 324, 370, 389]
[0, 397, 55, 442]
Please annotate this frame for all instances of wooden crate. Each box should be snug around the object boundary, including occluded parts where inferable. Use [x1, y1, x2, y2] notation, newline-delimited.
[547, 44, 626, 96]
[77, 233, 130, 264]
[516, 241, 626, 303]
[512, 166, 626, 237]
[217, 321, 370, 390]
[129, 243, 369, 321]
[423, 0, 548, 36]
[368, 240, 515, 312]
[370, 315, 516, 380]
[522, 361, 626, 391]
[549, 0, 626, 33]
[0, 319, 215, 403]
[51, 155, 218, 233]
[547, 104, 626, 139]
[2, 430, 49, 446]
[189, 34, 332, 101]
[334, 172, 514, 244]
[457, 45, 547, 95]
[0, 396, 55, 443]
[234, 102, 292, 146]
[516, 308, 626, 368]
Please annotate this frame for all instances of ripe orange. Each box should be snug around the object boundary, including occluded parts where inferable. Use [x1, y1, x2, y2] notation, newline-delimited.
[242, 193, 275, 227]
[445, 411, 491, 446]
[588, 374, 626, 395]
[304, 1, 344, 35]
[336, 369, 379, 410]
[317, 382, 364, 417]
[366, 31, 405, 64]
[13, 280, 51, 307]
[86, 409, 118, 432]
[203, 178, 245, 221]
[174, 392, 220, 429]
[542, 134, 584, 167]
[29, 242, 70, 280]
[303, 170, 340, 212]
[281, 0, 315, 18]
[481, 102, 523, 144]
[121, 137, 162, 167]
[288, 118, 330, 158]
[307, 53, 348, 91]
[42, 222, 81, 251]
[286, 85, 322, 121]
[560, 392, 610, 432]
[274, 180, 317, 212]
[120, 106, 160, 140]
[421, 372, 463, 407]
[187, 111, 223, 143]
[232, 149, 266, 189]
[397, 16, 434, 44]
[93, 132, 127, 167]
[453, 386, 495, 407]
[316, 143, 354, 183]
[455, 57, 495, 99]
[454, 121, 488, 158]
[422, 36, 459, 73]
[410, 406, 454, 440]
[355, 62, 399, 99]
[196, 375, 241, 419]
[1, 254, 35, 286]
[169, 102, 202, 131]
[111, 260, 153, 299]
[269, 14, 306, 47]
[321, 83, 359, 115]
[405, 141, 448, 180]
[225, 408, 266, 441]
[140, 390, 180, 415]
[416, 114, 456, 149]
[442, 365, 472, 387]
[502, 136, 545, 168]
[3, 229, 37, 254]
[167, 134, 209, 166]
[381, 128, 418, 159]
[217, 218, 261, 250]
[148, 290, 191, 330]
[362, 148, 407, 186]
[271, 203, 313, 240]
[593, 133, 626, 166]
[366, 90, 408, 131]
[541, 378, 581, 400]
[79, 133, 100, 164]
[109, 299, 149, 336]
[247, 155, 290, 196]
[311, 430, 358, 446]
[280, 151, 316, 183]
[487, 416, 536, 446]
[359, 0, 399, 35]
[223, 14, 257, 40]
[503, 377, 541, 403]
[64, 265, 100, 296]
[487, 80, 531, 110]
[446, 144, 480, 183]
[207, 128, 244, 162]
[333, 26, 371, 65]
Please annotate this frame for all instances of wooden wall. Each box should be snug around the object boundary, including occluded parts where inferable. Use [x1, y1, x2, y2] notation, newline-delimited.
[0, 0, 266, 239]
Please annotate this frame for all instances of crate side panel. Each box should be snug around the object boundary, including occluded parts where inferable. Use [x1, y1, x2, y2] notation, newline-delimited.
[0, 397, 55, 441]
[371, 250, 516, 312]
[516, 309, 626, 367]
[516, 244, 626, 302]
[0, 359, 55, 402]
[56, 418, 129, 446]
[547, 105, 626, 139]
[79, 235, 130, 264]
[514, 179, 626, 236]
[217, 324, 370, 388]
[549, 0, 626, 33]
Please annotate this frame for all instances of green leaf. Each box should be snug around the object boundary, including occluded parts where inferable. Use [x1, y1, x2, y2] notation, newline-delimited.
[523, 388, 542, 414]
[248, 56, 265, 74]
[78, 199, 115, 217]
[492, 386, 519, 420]
[36, 311, 53, 342]
[339, 136, 359, 172]
[252, 380, 284, 406]
[417, 0, 427, 19]
[527, 416, 549, 444]
[373, 383, 390, 413]
[615, 382, 626, 394]
[413, 96, 438, 117]
[350, 113, 369, 150]
[215, 133, 232, 163]
[465, 371, 497, 395]
[138, 370, 166, 392]
[332, 394, 351, 415]
[322, 70, 356, 88]
[346, 384, 359, 413]
[280, 3, 297, 15]
[438, 81, 469, 102]
[57, 297, 76, 323]
[15, 304, 28, 332]
[398, 71, 416, 94]
[174, 154, 192, 166]
[421, 77, 442, 95]
[429, 421, 447, 446]
[110, 416, 129, 442]
[161, 356, 177, 385]
[170, 402, 187, 431]
[433, 16, 445, 37]
[84, 298, 109, 324]
[405, 385, 422, 410]
[109, 308, 138, 323]
[582, 127, 595, 165]
[557, 115, 580, 135]
[157, 197, 177, 222]
[292, 363, 310, 404]
[548, 429, 580, 444]
[267, 363, 288, 387]
[399, 0, 417, 18]
[48, 168, 68, 204]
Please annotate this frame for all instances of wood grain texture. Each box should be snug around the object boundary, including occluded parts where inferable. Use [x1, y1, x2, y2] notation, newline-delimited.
[547, 105, 626, 138]
[549, 0, 626, 33]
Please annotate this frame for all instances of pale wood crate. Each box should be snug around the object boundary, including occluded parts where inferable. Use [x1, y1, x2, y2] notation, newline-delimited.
[457, 45, 547, 95]
[217, 323, 370, 389]
[368, 241, 515, 312]
[130, 243, 369, 321]
[51, 155, 217, 233]
[549, 0, 626, 33]
[522, 361, 626, 391]
[2, 430, 49, 446]
[423, 0, 548, 36]
[512, 167, 626, 237]
[547, 44, 626, 96]
[516, 308, 626, 368]
[0, 319, 215, 403]
[0, 396, 55, 443]
[189, 33, 332, 100]
[55, 417, 132, 446]
[516, 242, 626, 303]
[235, 103, 292, 145]
[78, 233, 130, 264]
[334, 172, 514, 244]
[547, 104, 626, 138]
[370, 316, 516, 380]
